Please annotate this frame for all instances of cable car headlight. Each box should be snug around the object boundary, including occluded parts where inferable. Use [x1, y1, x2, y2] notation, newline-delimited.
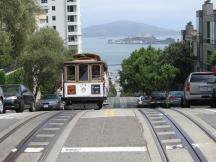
[67, 85, 76, 95]
[91, 85, 101, 94]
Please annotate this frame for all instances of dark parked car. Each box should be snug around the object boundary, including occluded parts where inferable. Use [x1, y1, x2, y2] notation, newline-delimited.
[137, 96, 151, 108]
[0, 84, 35, 113]
[0, 87, 4, 113]
[150, 91, 167, 108]
[167, 91, 184, 107]
[36, 94, 64, 111]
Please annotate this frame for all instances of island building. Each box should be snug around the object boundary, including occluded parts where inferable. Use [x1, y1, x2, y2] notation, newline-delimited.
[194, 0, 216, 71]
[36, 0, 82, 53]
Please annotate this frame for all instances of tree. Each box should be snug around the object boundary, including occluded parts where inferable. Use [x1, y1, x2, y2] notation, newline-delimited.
[156, 64, 178, 93]
[209, 50, 216, 66]
[119, 47, 162, 95]
[65, 47, 77, 59]
[0, 0, 37, 57]
[0, 70, 5, 84]
[21, 28, 65, 98]
[0, 29, 13, 68]
[162, 42, 194, 89]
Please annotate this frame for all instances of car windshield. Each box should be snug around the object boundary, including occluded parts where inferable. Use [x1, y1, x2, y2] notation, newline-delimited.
[42, 95, 58, 100]
[190, 74, 215, 83]
[1, 85, 20, 96]
[152, 92, 166, 97]
[170, 91, 183, 97]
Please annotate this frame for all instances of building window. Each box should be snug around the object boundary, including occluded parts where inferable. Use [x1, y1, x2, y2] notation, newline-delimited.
[52, 6, 55, 11]
[40, 19, 47, 24]
[68, 25, 76, 32]
[206, 21, 211, 43]
[67, 5, 76, 12]
[41, 0, 47, 3]
[68, 35, 77, 42]
[52, 16, 56, 21]
[53, 26, 56, 30]
[68, 15, 76, 22]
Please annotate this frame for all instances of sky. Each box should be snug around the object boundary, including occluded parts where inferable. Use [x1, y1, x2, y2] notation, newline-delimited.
[80, 0, 216, 31]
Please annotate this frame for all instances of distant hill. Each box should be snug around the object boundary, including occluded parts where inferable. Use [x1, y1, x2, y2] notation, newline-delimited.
[82, 21, 180, 37]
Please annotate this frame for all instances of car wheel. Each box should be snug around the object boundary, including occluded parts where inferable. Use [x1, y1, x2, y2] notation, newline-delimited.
[95, 102, 103, 110]
[183, 99, 190, 108]
[0, 99, 4, 114]
[29, 102, 35, 112]
[16, 100, 24, 113]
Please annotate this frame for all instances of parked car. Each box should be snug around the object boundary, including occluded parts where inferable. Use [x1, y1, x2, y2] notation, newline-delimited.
[150, 91, 167, 108]
[183, 72, 216, 108]
[137, 96, 151, 108]
[167, 91, 184, 107]
[36, 94, 64, 111]
[0, 84, 35, 113]
[0, 87, 4, 113]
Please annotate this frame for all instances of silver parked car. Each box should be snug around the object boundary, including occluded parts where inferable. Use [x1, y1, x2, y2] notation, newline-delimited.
[183, 72, 216, 108]
[36, 94, 64, 111]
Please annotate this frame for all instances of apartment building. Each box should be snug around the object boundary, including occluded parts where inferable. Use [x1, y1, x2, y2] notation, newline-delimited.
[181, 22, 197, 43]
[195, 0, 216, 71]
[36, 0, 82, 53]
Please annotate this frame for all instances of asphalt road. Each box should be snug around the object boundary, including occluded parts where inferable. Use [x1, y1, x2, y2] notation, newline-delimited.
[0, 97, 216, 162]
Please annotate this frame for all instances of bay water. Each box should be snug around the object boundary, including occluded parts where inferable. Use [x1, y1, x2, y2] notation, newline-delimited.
[82, 36, 180, 72]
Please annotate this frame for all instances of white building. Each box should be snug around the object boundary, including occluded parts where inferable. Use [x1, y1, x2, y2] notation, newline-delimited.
[36, 0, 82, 53]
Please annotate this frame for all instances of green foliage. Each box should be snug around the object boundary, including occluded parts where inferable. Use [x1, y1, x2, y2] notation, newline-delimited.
[120, 47, 162, 94]
[119, 46, 179, 94]
[0, 29, 12, 56]
[5, 68, 24, 84]
[0, 70, 5, 85]
[156, 64, 178, 92]
[21, 28, 65, 98]
[209, 50, 216, 66]
[0, 55, 13, 69]
[108, 81, 117, 97]
[65, 47, 77, 59]
[0, 0, 37, 57]
[162, 42, 194, 87]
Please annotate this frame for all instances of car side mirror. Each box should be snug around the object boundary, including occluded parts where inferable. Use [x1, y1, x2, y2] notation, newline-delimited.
[22, 89, 28, 93]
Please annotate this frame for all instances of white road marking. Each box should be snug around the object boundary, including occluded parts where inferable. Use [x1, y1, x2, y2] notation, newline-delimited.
[61, 147, 147, 153]
[154, 125, 171, 129]
[205, 109, 216, 113]
[0, 112, 32, 119]
[36, 134, 55, 138]
[25, 147, 44, 153]
[0, 114, 18, 119]
[43, 127, 60, 131]
[52, 119, 68, 121]
[192, 143, 200, 148]
[166, 144, 184, 150]
[11, 148, 17, 152]
[48, 123, 64, 125]
[29, 142, 49, 146]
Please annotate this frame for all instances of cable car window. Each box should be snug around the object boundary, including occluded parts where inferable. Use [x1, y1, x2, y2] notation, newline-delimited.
[79, 64, 88, 81]
[92, 65, 101, 81]
[67, 66, 76, 81]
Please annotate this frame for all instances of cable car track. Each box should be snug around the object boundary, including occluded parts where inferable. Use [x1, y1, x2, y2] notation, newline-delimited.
[139, 109, 207, 162]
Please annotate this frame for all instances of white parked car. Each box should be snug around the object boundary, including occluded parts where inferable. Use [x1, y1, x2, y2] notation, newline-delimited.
[183, 72, 216, 108]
